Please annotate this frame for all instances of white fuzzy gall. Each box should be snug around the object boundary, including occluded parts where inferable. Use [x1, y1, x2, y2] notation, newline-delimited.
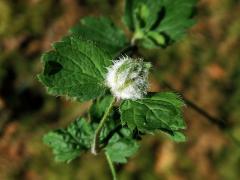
[106, 56, 151, 100]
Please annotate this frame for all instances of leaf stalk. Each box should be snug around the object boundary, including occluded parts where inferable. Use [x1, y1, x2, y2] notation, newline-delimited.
[91, 97, 115, 155]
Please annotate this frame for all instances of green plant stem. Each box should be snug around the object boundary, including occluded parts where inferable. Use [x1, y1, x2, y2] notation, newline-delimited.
[91, 97, 115, 155]
[105, 152, 117, 180]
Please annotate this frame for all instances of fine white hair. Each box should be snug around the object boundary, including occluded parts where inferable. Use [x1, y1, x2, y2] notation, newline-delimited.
[105, 56, 151, 100]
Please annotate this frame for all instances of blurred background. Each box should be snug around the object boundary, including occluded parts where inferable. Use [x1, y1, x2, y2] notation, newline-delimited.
[0, 0, 240, 179]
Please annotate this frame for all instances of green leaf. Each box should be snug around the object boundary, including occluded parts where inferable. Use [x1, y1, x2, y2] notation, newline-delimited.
[105, 138, 139, 163]
[169, 131, 186, 142]
[161, 129, 187, 142]
[139, 32, 166, 49]
[43, 118, 94, 163]
[89, 95, 140, 163]
[123, 0, 162, 31]
[38, 36, 112, 102]
[120, 92, 186, 133]
[90, 95, 114, 121]
[123, 0, 196, 48]
[105, 128, 139, 163]
[155, 0, 196, 41]
[70, 16, 128, 56]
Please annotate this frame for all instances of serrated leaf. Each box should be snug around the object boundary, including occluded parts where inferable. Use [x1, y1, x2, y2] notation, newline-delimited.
[43, 118, 94, 163]
[161, 129, 187, 142]
[155, 0, 196, 41]
[105, 127, 139, 163]
[38, 36, 112, 102]
[120, 92, 186, 134]
[93, 109, 139, 164]
[70, 16, 128, 56]
[105, 138, 139, 163]
[169, 131, 186, 142]
[123, 0, 196, 48]
[123, 0, 162, 31]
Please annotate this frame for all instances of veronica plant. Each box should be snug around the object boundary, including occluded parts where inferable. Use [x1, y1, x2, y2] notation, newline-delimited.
[38, 0, 196, 179]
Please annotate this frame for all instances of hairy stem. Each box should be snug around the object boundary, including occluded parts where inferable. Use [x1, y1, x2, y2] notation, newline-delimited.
[91, 97, 115, 155]
[105, 152, 117, 180]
